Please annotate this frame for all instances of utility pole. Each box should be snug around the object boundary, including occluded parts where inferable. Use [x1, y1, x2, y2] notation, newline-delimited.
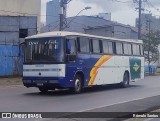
[147, 18, 152, 73]
[138, 0, 142, 39]
[59, 0, 67, 31]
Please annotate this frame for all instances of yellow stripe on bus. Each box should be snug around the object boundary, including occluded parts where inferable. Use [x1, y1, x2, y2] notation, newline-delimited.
[88, 55, 112, 86]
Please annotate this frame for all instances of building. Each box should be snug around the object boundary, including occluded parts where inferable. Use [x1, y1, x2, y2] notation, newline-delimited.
[96, 13, 111, 21]
[41, 15, 113, 33]
[0, 0, 41, 32]
[41, 15, 139, 39]
[0, 16, 37, 76]
[46, 0, 60, 26]
[136, 13, 160, 32]
[0, 0, 40, 76]
[136, 13, 160, 67]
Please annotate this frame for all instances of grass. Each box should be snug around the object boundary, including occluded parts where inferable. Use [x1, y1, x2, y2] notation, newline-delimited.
[0, 77, 22, 87]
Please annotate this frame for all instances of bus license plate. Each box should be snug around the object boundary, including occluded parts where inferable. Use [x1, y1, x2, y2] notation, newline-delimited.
[37, 83, 43, 86]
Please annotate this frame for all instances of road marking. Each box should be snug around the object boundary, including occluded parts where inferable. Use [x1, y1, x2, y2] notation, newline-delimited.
[79, 94, 160, 112]
[144, 118, 154, 121]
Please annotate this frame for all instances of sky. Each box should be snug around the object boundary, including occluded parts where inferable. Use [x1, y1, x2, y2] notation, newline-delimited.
[41, 0, 160, 26]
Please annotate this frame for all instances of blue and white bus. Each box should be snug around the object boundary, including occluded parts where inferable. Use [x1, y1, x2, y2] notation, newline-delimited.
[23, 31, 144, 93]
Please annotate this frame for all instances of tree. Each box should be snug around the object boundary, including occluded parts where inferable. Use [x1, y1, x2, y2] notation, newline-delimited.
[143, 31, 160, 74]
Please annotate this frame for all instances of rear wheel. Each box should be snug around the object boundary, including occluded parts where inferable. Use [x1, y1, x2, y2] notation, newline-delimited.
[71, 75, 83, 93]
[120, 72, 129, 88]
[38, 87, 48, 93]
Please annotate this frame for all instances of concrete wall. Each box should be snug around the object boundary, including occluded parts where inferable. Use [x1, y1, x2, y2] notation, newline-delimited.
[0, 0, 41, 32]
[85, 26, 113, 37]
[41, 15, 138, 39]
[41, 16, 112, 33]
[0, 45, 23, 76]
[113, 24, 131, 39]
[0, 16, 37, 44]
[0, 16, 37, 76]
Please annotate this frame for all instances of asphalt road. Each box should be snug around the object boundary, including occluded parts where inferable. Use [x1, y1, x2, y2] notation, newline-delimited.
[0, 75, 160, 113]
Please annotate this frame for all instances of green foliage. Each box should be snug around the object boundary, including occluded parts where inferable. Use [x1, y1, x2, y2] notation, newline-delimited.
[143, 31, 160, 65]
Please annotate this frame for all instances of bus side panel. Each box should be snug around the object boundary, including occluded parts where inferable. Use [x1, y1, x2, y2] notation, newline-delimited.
[88, 55, 116, 86]
[129, 56, 144, 81]
[87, 55, 144, 86]
[65, 54, 93, 88]
[113, 56, 126, 83]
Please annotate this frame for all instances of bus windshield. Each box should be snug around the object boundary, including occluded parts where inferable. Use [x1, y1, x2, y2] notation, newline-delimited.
[25, 37, 64, 63]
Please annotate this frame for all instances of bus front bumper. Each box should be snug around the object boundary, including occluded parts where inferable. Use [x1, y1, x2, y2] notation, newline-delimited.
[22, 77, 73, 89]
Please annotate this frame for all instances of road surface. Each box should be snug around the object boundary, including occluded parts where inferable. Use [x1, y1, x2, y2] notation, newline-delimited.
[0, 76, 160, 120]
[0, 75, 160, 113]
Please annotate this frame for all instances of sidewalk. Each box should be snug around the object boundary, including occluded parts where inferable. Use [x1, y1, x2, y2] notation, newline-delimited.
[145, 73, 160, 76]
[0, 77, 22, 87]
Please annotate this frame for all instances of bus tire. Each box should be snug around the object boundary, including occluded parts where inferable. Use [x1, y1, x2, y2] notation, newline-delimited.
[38, 87, 48, 93]
[120, 72, 129, 88]
[72, 75, 83, 93]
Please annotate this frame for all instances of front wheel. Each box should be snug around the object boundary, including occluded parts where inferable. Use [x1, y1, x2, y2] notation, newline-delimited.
[120, 72, 129, 88]
[71, 75, 83, 93]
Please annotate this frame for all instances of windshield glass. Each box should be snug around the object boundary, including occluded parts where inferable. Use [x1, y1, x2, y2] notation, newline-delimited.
[25, 37, 64, 63]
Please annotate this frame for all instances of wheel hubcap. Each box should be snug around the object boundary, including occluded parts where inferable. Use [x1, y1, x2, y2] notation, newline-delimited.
[75, 79, 81, 91]
[124, 75, 128, 85]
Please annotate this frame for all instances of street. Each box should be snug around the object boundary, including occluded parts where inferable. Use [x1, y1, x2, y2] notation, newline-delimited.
[0, 75, 160, 113]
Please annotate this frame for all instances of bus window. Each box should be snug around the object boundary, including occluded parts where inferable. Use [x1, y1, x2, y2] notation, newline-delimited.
[116, 42, 123, 54]
[132, 44, 141, 55]
[108, 42, 113, 54]
[92, 40, 100, 53]
[103, 41, 113, 54]
[66, 39, 76, 55]
[124, 43, 132, 55]
[140, 45, 143, 55]
[79, 37, 90, 53]
[128, 44, 132, 55]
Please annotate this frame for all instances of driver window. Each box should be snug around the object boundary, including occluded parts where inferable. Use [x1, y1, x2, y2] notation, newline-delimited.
[66, 38, 76, 54]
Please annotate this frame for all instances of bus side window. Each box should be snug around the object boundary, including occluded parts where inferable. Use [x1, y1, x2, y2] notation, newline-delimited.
[92, 39, 100, 53]
[116, 42, 123, 55]
[79, 37, 90, 53]
[140, 45, 143, 55]
[124, 43, 132, 55]
[132, 44, 140, 55]
[66, 39, 76, 55]
[113, 42, 116, 54]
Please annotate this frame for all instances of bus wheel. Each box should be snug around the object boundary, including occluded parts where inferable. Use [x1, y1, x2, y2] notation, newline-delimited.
[72, 75, 83, 93]
[38, 87, 48, 93]
[120, 72, 129, 88]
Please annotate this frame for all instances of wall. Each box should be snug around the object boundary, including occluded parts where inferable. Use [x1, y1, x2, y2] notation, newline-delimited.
[0, 16, 37, 76]
[41, 16, 112, 33]
[41, 15, 138, 40]
[0, 45, 23, 76]
[113, 24, 131, 39]
[0, 0, 41, 32]
[85, 26, 113, 37]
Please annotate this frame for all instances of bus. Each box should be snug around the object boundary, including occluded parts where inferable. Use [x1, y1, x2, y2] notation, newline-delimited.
[22, 31, 144, 93]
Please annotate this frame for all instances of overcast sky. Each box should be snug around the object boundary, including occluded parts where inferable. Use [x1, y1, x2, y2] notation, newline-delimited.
[41, 0, 160, 26]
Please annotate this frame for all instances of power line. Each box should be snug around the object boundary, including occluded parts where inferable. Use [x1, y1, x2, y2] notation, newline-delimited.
[146, 0, 160, 13]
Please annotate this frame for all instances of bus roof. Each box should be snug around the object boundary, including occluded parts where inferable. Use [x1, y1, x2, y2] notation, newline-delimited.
[26, 31, 143, 44]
